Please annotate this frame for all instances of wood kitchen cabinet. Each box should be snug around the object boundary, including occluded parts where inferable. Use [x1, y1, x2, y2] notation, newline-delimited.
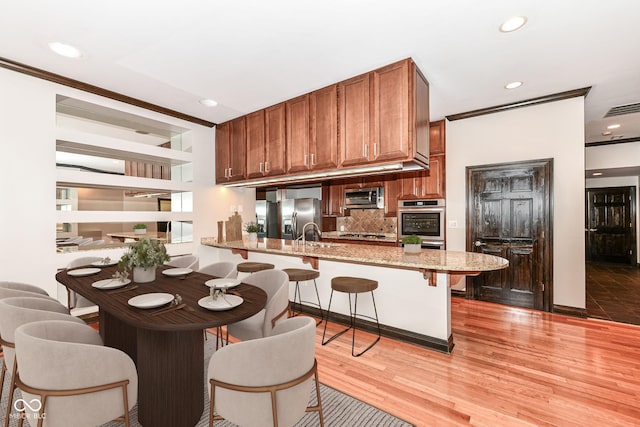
[286, 94, 310, 173]
[286, 86, 339, 174]
[429, 119, 445, 155]
[245, 110, 266, 179]
[215, 117, 246, 182]
[339, 58, 429, 168]
[321, 181, 346, 216]
[399, 154, 445, 199]
[383, 175, 400, 217]
[245, 105, 287, 179]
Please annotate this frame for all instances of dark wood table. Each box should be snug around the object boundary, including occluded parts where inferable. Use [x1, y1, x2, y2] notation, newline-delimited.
[56, 265, 267, 427]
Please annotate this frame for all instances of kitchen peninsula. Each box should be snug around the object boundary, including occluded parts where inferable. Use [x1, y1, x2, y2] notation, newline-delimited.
[201, 237, 508, 352]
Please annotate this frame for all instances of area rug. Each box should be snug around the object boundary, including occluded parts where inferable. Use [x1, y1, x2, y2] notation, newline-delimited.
[1, 337, 413, 427]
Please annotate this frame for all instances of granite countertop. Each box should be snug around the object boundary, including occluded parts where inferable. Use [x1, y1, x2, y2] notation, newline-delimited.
[321, 231, 397, 243]
[201, 237, 508, 274]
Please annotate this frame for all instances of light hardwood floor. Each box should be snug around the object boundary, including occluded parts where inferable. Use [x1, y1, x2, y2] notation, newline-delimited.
[314, 298, 640, 427]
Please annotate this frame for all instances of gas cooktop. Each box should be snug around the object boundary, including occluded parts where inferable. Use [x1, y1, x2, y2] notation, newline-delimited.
[339, 233, 387, 239]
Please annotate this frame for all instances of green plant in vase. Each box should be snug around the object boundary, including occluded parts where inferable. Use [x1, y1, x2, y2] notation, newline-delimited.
[244, 222, 260, 242]
[133, 223, 147, 234]
[118, 238, 170, 283]
[401, 235, 422, 254]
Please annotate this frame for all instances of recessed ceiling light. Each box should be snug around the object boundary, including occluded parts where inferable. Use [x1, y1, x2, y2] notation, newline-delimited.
[499, 16, 527, 33]
[505, 81, 523, 89]
[48, 41, 83, 58]
[592, 172, 603, 176]
[199, 99, 218, 107]
[607, 124, 621, 129]
[135, 130, 150, 135]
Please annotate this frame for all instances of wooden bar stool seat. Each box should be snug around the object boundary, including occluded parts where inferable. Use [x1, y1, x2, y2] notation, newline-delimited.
[236, 262, 274, 274]
[321, 276, 381, 357]
[283, 268, 323, 324]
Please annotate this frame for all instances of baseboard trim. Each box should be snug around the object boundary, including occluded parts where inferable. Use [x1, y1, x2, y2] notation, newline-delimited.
[553, 304, 587, 318]
[295, 305, 454, 354]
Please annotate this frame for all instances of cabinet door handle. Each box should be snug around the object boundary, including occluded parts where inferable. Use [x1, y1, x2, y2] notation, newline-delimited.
[265, 161, 269, 172]
[311, 153, 315, 165]
[422, 187, 425, 196]
[373, 143, 378, 157]
[259, 162, 263, 173]
[364, 144, 368, 158]
[304, 154, 308, 166]
[224, 168, 228, 178]
[228, 167, 232, 177]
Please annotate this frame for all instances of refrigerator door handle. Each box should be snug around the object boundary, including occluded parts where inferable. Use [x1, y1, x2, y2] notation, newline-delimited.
[291, 211, 297, 239]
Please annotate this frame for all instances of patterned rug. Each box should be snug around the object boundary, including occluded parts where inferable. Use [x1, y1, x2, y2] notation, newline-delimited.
[1, 337, 413, 427]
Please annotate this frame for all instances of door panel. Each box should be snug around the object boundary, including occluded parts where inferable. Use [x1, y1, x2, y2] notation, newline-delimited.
[586, 187, 636, 263]
[468, 159, 552, 311]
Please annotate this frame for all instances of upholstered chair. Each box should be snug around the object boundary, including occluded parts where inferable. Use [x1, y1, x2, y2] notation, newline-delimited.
[208, 316, 324, 427]
[0, 282, 50, 298]
[0, 297, 83, 427]
[199, 262, 238, 279]
[15, 320, 138, 427]
[226, 269, 290, 341]
[0, 283, 57, 404]
[166, 254, 199, 270]
[66, 256, 103, 309]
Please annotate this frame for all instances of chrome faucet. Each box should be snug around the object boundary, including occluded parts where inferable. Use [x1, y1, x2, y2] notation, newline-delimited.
[301, 222, 322, 246]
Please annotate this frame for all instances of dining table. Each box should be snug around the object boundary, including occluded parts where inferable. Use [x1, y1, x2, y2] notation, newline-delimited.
[56, 263, 267, 427]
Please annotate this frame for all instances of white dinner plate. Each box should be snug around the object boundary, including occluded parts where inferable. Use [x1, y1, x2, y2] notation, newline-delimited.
[90, 259, 119, 267]
[204, 278, 241, 289]
[198, 295, 243, 311]
[128, 293, 174, 309]
[92, 278, 131, 290]
[162, 268, 193, 277]
[68, 268, 101, 277]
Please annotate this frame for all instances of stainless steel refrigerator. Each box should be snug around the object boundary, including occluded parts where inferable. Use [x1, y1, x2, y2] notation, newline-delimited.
[280, 198, 322, 241]
[255, 200, 279, 239]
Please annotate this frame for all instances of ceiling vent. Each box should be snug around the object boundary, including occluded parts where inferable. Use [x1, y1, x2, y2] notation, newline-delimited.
[604, 102, 640, 117]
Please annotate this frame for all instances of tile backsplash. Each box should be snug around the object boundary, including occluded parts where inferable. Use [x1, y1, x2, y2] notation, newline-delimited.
[336, 209, 396, 233]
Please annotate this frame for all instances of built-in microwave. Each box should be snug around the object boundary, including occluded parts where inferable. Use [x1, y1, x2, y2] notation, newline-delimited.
[344, 187, 384, 210]
[397, 199, 445, 248]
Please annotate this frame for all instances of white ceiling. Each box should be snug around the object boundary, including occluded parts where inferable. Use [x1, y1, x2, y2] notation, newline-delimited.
[1, 0, 640, 144]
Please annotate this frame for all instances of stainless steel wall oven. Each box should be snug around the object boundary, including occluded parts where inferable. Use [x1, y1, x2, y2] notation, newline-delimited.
[397, 199, 445, 249]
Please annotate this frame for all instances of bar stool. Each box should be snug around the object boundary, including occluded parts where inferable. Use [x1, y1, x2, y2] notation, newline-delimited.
[236, 262, 274, 274]
[321, 276, 381, 357]
[283, 268, 323, 325]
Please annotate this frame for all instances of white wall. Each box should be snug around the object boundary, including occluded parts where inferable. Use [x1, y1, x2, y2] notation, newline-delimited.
[446, 97, 586, 309]
[0, 67, 256, 300]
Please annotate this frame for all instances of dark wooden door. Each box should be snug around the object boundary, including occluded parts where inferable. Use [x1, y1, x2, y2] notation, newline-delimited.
[467, 159, 552, 311]
[585, 187, 636, 263]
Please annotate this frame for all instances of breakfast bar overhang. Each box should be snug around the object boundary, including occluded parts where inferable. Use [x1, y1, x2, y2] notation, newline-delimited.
[201, 238, 509, 353]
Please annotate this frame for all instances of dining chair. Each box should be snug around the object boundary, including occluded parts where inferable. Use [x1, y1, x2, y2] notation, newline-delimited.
[199, 262, 238, 279]
[198, 262, 239, 345]
[166, 254, 199, 270]
[208, 316, 324, 427]
[226, 269, 290, 341]
[65, 256, 103, 309]
[15, 319, 138, 427]
[0, 283, 57, 404]
[0, 297, 84, 427]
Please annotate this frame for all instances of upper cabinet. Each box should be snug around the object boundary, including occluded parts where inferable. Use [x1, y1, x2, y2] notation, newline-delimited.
[429, 119, 445, 155]
[215, 58, 429, 186]
[264, 103, 287, 176]
[245, 110, 266, 179]
[215, 117, 246, 183]
[286, 86, 339, 174]
[309, 84, 339, 170]
[339, 58, 429, 168]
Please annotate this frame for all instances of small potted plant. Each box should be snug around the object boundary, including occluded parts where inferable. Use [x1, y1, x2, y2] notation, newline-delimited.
[244, 222, 260, 242]
[118, 238, 170, 283]
[402, 235, 422, 254]
[133, 223, 147, 235]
